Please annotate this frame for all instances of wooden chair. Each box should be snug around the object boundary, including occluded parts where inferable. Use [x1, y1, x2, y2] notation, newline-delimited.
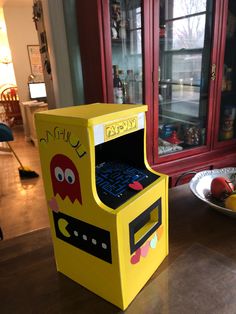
[0, 87, 23, 126]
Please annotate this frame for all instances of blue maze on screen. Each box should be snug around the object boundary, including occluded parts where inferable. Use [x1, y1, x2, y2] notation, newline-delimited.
[96, 161, 147, 197]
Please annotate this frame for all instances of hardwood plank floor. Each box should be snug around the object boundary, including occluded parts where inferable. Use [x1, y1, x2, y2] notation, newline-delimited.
[0, 125, 49, 240]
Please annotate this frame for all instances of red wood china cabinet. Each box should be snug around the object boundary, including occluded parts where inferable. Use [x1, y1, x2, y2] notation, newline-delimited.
[76, 0, 236, 187]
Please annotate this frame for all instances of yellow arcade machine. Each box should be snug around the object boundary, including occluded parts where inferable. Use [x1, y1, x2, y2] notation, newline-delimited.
[35, 103, 168, 310]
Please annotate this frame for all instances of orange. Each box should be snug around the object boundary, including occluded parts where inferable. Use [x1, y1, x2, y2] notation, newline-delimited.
[225, 194, 236, 211]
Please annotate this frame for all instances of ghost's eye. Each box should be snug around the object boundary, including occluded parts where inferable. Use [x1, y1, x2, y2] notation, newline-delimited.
[65, 168, 75, 184]
[55, 167, 64, 182]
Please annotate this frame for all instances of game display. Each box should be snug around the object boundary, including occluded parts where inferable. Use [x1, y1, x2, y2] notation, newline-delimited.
[35, 103, 168, 310]
[96, 160, 159, 208]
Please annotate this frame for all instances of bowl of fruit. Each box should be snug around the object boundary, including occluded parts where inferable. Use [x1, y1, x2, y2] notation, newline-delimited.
[189, 168, 236, 217]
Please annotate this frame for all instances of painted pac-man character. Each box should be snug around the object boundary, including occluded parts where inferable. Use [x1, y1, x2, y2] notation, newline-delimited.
[50, 154, 82, 204]
[58, 218, 70, 237]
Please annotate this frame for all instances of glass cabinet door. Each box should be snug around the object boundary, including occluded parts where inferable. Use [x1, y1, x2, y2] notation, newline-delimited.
[109, 0, 143, 104]
[158, 0, 213, 157]
[218, 0, 236, 142]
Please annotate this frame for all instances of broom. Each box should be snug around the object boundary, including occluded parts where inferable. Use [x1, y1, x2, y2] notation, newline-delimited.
[7, 141, 39, 179]
[0, 122, 39, 179]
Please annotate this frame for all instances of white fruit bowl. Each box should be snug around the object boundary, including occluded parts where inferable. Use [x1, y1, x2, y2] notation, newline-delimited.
[189, 168, 236, 217]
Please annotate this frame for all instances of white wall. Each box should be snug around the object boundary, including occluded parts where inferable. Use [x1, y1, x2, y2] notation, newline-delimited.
[0, 8, 16, 90]
[4, 5, 39, 101]
[3, 1, 75, 108]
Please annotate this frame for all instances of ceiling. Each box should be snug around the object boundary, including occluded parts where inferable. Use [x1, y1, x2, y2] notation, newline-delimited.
[0, 0, 32, 8]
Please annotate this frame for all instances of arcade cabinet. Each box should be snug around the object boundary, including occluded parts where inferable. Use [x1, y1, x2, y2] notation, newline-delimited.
[35, 103, 168, 310]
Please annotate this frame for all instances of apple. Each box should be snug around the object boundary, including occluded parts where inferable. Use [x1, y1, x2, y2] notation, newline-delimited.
[210, 176, 234, 200]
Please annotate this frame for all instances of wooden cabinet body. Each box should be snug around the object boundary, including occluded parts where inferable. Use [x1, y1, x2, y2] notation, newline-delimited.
[76, 0, 236, 187]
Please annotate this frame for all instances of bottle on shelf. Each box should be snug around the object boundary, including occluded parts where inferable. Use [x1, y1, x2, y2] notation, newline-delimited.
[135, 70, 143, 104]
[125, 69, 135, 104]
[118, 69, 125, 83]
[119, 69, 128, 103]
[220, 105, 235, 140]
[222, 64, 227, 91]
[159, 25, 166, 38]
[113, 65, 123, 104]
[226, 67, 232, 91]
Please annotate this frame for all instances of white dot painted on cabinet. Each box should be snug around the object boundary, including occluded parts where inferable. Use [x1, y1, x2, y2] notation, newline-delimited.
[82, 234, 87, 240]
[92, 238, 97, 245]
[102, 243, 107, 249]
[74, 230, 79, 237]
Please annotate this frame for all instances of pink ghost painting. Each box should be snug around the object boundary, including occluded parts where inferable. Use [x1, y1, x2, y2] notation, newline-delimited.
[50, 154, 82, 205]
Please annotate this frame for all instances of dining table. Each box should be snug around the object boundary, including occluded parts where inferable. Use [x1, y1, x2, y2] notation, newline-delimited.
[1, 184, 236, 314]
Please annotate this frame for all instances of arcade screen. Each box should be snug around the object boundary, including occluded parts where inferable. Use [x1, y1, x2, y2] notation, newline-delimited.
[96, 161, 159, 209]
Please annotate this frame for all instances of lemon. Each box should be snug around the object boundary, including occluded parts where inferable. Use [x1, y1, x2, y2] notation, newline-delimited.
[225, 194, 236, 211]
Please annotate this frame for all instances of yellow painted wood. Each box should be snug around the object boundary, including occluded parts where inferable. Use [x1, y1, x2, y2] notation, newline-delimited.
[35, 103, 168, 310]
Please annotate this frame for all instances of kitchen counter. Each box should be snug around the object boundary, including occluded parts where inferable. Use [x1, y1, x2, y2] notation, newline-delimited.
[1, 184, 236, 313]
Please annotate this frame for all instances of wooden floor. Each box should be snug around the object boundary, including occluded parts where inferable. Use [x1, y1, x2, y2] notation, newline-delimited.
[0, 125, 49, 240]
